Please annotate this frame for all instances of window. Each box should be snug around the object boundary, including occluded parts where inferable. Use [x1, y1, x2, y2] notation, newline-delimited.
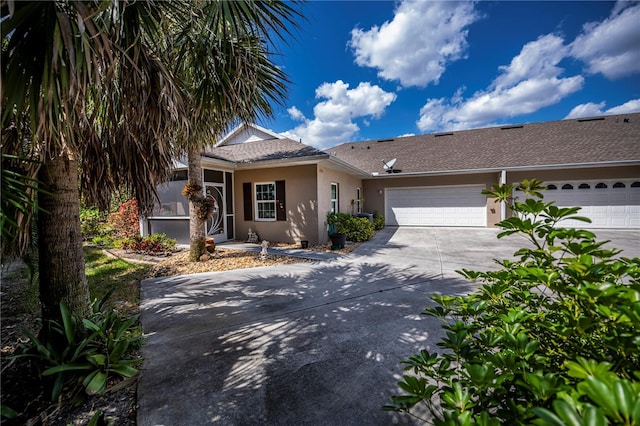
[330, 183, 339, 213]
[547, 184, 557, 190]
[595, 183, 607, 189]
[613, 182, 626, 188]
[578, 183, 590, 189]
[356, 188, 362, 214]
[631, 182, 640, 188]
[562, 184, 574, 190]
[255, 183, 276, 220]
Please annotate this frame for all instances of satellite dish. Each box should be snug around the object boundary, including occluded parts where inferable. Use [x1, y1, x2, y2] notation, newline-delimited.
[382, 158, 397, 170]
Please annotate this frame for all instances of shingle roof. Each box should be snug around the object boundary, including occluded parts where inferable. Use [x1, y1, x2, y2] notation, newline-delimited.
[328, 113, 640, 175]
[204, 138, 327, 163]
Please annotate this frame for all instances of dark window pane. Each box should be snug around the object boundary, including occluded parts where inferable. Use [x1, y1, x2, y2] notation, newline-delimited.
[631, 182, 640, 188]
[562, 184, 573, 190]
[578, 183, 590, 189]
[170, 170, 188, 181]
[204, 169, 224, 183]
[546, 184, 557, 190]
[595, 183, 607, 188]
[613, 182, 625, 188]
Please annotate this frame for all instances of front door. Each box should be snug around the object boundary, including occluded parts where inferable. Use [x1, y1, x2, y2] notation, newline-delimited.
[205, 184, 227, 241]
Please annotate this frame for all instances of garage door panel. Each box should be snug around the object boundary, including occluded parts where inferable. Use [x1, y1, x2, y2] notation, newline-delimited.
[539, 180, 639, 229]
[386, 186, 486, 227]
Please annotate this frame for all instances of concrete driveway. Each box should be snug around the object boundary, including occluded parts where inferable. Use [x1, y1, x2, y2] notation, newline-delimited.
[138, 227, 639, 425]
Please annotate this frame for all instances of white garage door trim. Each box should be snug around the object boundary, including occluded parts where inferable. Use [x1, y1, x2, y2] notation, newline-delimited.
[385, 185, 486, 227]
[517, 179, 640, 229]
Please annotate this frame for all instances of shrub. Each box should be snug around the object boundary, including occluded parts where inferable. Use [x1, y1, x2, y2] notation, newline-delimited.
[80, 207, 106, 239]
[107, 198, 139, 239]
[15, 297, 141, 403]
[327, 212, 375, 242]
[372, 211, 385, 230]
[344, 216, 374, 242]
[91, 234, 115, 248]
[119, 233, 176, 255]
[385, 179, 640, 424]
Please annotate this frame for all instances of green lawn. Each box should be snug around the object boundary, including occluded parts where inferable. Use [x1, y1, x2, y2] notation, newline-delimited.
[84, 246, 150, 315]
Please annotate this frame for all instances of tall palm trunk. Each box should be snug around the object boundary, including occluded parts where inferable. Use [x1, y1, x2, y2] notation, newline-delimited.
[37, 153, 91, 324]
[188, 148, 206, 261]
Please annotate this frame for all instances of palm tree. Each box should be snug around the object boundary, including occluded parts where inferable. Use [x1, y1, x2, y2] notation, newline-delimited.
[2, 1, 185, 324]
[2, 0, 305, 324]
[171, 1, 303, 261]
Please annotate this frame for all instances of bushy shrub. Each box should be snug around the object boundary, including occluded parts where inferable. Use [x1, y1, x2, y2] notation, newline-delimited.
[79, 207, 104, 239]
[107, 198, 140, 239]
[327, 212, 375, 242]
[372, 211, 385, 230]
[344, 216, 375, 242]
[91, 234, 115, 248]
[119, 233, 176, 255]
[385, 180, 640, 424]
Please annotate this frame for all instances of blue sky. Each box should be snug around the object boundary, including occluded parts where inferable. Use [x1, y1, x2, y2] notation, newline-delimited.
[256, 0, 640, 150]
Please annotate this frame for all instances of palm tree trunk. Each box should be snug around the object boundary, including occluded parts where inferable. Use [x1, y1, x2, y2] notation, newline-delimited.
[37, 153, 91, 325]
[188, 148, 206, 261]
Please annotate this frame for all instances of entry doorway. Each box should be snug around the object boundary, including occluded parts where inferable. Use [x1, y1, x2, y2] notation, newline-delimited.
[205, 184, 226, 241]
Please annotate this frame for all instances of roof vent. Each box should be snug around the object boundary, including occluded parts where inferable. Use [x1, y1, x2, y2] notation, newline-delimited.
[500, 125, 523, 130]
[577, 117, 605, 122]
[377, 138, 394, 143]
[434, 132, 453, 137]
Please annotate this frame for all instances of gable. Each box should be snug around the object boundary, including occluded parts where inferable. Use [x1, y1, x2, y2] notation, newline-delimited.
[217, 123, 284, 146]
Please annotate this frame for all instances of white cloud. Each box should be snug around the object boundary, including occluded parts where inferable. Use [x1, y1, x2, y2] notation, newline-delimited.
[349, 1, 479, 87]
[283, 80, 396, 149]
[570, 1, 640, 79]
[417, 35, 584, 131]
[565, 99, 640, 119]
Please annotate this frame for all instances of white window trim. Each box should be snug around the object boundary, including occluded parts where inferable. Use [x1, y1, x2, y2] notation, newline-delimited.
[255, 182, 276, 221]
[356, 187, 362, 214]
[330, 182, 339, 213]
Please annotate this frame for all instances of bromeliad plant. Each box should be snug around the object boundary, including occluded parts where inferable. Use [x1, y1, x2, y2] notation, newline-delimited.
[16, 292, 141, 404]
[384, 179, 640, 425]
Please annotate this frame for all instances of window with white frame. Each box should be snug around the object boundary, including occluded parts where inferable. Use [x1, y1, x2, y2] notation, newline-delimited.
[356, 187, 362, 214]
[255, 182, 276, 220]
[330, 183, 339, 213]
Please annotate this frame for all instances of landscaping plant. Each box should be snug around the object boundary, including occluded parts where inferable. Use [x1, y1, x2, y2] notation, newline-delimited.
[385, 179, 640, 425]
[15, 294, 141, 405]
[327, 212, 376, 242]
[119, 233, 177, 255]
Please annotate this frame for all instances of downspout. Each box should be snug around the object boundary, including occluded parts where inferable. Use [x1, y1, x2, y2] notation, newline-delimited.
[500, 170, 507, 220]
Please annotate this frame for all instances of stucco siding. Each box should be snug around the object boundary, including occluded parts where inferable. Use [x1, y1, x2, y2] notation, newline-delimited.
[316, 162, 364, 243]
[507, 165, 640, 184]
[234, 165, 319, 244]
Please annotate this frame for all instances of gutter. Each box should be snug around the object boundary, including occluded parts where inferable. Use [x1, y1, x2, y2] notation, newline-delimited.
[325, 156, 370, 177]
[233, 154, 330, 170]
[368, 160, 640, 178]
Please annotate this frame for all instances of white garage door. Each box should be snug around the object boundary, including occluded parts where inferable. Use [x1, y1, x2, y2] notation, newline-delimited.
[524, 179, 640, 229]
[386, 186, 486, 227]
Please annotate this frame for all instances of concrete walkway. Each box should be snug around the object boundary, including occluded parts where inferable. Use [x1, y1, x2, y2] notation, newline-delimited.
[216, 241, 345, 262]
[138, 227, 639, 425]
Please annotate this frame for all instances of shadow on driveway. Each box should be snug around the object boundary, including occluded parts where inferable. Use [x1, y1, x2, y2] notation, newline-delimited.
[138, 259, 473, 425]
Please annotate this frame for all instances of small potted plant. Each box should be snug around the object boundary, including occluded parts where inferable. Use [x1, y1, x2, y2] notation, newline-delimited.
[326, 212, 348, 249]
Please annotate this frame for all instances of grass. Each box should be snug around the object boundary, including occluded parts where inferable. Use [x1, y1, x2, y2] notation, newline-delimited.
[83, 246, 151, 315]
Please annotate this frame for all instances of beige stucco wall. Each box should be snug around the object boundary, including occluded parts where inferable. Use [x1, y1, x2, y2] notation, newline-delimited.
[234, 165, 319, 244]
[316, 162, 364, 243]
[362, 172, 502, 227]
[507, 165, 640, 184]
